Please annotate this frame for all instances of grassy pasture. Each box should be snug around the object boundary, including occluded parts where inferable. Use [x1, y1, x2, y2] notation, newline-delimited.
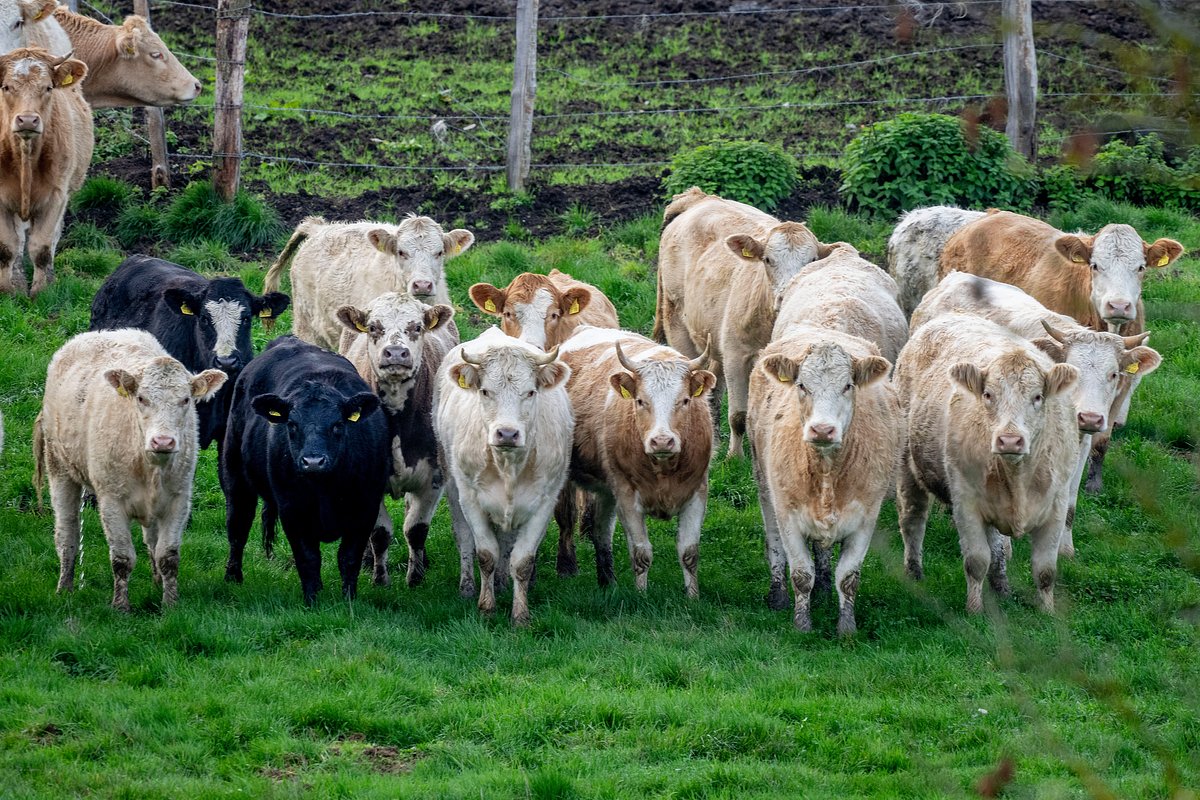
[0, 199, 1197, 798]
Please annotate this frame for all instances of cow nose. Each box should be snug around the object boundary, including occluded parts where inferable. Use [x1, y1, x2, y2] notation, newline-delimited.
[1105, 301, 1133, 320]
[300, 454, 329, 472]
[492, 427, 520, 448]
[381, 345, 412, 366]
[215, 355, 239, 372]
[1077, 411, 1105, 432]
[648, 434, 678, 454]
[149, 435, 176, 453]
[808, 423, 837, 443]
[410, 280, 434, 296]
[994, 434, 1026, 454]
[193, 80, 203, 95]
[15, 114, 40, 132]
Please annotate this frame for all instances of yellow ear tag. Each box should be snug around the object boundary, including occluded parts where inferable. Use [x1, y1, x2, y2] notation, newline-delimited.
[1125, 362, 1140, 374]
[692, 384, 704, 397]
[426, 316, 439, 330]
[117, 385, 129, 397]
[458, 374, 469, 389]
[354, 321, 368, 333]
[180, 303, 193, 315]
[33, 9, 45, 20]
[452, 243, 461, 255]
[1071, 255, 1086, 264]
[741, 248, 753, 259]
[259, 308, 272, 318]
[347, 410, 361, 422]
[1156, 254, 1169, 267]
[124, 46, 136, 55]
[60, 73, 73, 86]
[268, 409, 281, 417]
[484, 299, 497, 313]
[569, 299, 581, 315]
[619, 386, 632, 400]
[777, 374, 791, 383]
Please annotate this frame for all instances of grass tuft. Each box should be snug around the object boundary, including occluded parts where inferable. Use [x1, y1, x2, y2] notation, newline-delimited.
[69, 177, 137, 215]
[167, 239, 241, 273]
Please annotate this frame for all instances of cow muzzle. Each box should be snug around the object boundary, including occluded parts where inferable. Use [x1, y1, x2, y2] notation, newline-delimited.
[805, 422, 840, 448]
[1102, 300, 1135, 324]
[645, 432, 680, 459]
[214, 354, 241, 373]
[410, 280, 435, 298]
[490, 426, 523, 450]
[1076, 411, 1106, 433]
[13, 114, 41, 138]
[993, 432, 1027, 459]
[377, 345, 413, 372]
[298, 453, 331, 473]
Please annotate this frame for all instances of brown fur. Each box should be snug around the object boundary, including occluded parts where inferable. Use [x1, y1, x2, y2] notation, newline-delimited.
[469, 269, 619, 349]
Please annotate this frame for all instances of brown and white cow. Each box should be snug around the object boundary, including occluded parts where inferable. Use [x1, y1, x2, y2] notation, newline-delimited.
[34, 329, 226, 610]
[266, 214, 474, 351]
[557, 327, 715, 597]
[749, 327, 898, 634]
[655, 186, 843, 457]
[470, 269, 619, 351]
[886, 205, 986, 317]
[939, 209, 1183, 491]
[895, 313, 1080, 613]
[29, 8, 201, 108]
[336, 291, 477, 595]
[910, 271, 1161, 557]
[0, 48, 91, 296]
[774, 245, 909, 362]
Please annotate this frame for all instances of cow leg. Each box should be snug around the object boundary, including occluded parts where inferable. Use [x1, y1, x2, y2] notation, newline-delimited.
[509, 503, 556, 626]
[27, 197, 66, 295]
[675, 485, 706, 599]
[897, 465, 930, 580]
[49, 474, 83, 593]
[835, 527, 872, 637]
[142, 523, 162, 586]
[444, 478, 476, 598]
[97, 498, 135, 612]
[403, 481, 442, 587]
[591, 490, 619, 588]
[1060, 435, 1091, 558]
[724, 351, 753, 459]
[552, 484, 578, 578]
[464, 498, 500, 615]
[286, 534, 323, 606]
[336, 532, 369, 601]
[1085, 432, 1111, 495]
[779, 515, 816, 632]
[0, 215, 26, 295]
[223, 480, 257, 584]
[952, 504, 990, 615]
[154, 499, 188, 608]
[812, 543, 833, 600]
[1030, 521, 1061, 614]
[986, 527, 1010, 597]
[613, 488, 652, 591]
[367, 502, 392, 586]
[752, 442, 788, 610]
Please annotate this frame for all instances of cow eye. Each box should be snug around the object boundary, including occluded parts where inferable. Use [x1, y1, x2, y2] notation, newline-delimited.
[1137, 264, 1146, 272]
[1090, 263, 1099, 271]
[798, 383, 807, 394]
[480, 389, 490, 398]
[635, 398, 644, 407]
[982, 390, 993, 402]
[525, 390, 535, 399]
[1032, 394, 1043, 405]
[150, 52, 164, 60]
[137, 395, 149, 406]
[843, 383, 852, 393]
[1109, 372, 1118, 380]
[178, 398, 188, 407]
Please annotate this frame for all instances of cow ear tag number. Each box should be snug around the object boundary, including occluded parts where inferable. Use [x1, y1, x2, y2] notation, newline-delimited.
[259, 308, 272, 318]
[1126, 363, 1140, 374]
[569, 299, 581, 315]
[180, 303, 194, 315]
[619, 386, 632, 400]
[347, 410, 361, 422]
[1157, 254, 1170, 267]
[484, 299, 497, 313]
[458, 374, 470, 389]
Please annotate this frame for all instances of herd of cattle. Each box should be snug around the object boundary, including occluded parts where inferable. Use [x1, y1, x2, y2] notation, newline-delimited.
[2, 5, 1188, 631]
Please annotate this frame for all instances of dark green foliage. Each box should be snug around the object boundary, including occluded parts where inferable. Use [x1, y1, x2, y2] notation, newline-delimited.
[1038, 163, 1088, 211]
[60, 222, 117, 252]
[69, 177, 137, 214]
[56, 248, 123, 278]
[166, 239, 240, 273]
[114, 203, 163, 250]
[840, 113, 1033, 217]
[161, 181, 223, 244]
[1086, 135, 1199, 211]
[161, 181, 283, 252]
[664, 140, 797, 212]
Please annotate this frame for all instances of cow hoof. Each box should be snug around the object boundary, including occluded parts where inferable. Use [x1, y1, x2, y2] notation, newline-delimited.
[556, 555, 579, 578]
[1058, 543, 1076, 559]
[459, 581, 476, 599]
[766, 583, 788, 611]
[793, 611, 812, 632]
[374, 571, 391, 587]
[837, 613, 857, 638]
[634, 573, 648, 592]
[511, 610, 531, 627]
[905, 561, 924, 581]
[111, 599, 131, 613]
[224, 567, 243, 584]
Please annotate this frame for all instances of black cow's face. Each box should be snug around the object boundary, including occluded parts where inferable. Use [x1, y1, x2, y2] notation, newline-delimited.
[252, 385, 380, 474]
[164, 279, 289, 375]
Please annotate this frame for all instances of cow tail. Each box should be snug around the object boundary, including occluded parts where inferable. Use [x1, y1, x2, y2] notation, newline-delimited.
[263, 216, 324, 328]
[661, 186, 707, 231]
[652, 263, 668, 344]
[31, 412, 45, 511]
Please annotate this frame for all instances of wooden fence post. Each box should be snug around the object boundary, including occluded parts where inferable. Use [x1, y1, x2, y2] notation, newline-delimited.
[213, 0, 250, 201]
[1002, 0, 1037, 160]
[506, 0, 538, 193]
[133, 0, 170, 189]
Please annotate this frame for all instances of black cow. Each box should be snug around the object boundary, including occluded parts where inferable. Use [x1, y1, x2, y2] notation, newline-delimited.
[89, 256, 291, 450]
[220, 336, 390, 605]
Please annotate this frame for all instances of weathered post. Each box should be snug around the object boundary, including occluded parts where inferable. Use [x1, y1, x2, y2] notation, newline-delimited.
[1002, 0, 1037, 160]
[505, 0, 538, 192]
[213, 0, 250, 201]
[133, 0, 170, 189]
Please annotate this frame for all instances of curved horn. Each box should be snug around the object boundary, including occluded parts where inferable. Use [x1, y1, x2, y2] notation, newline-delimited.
[50, 50, 76, 67]
[688, 335, 712, 370]
[615, 341, 638, 373]
[532, 345, 560, 366]
[1122, 332, 1151, 349]
[1040, 318, 1068, 344]
[460, 347, 483, 366]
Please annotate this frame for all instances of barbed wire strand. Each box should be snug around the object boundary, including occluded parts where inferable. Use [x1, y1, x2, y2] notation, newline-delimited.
[1040, 50, 1175, 85]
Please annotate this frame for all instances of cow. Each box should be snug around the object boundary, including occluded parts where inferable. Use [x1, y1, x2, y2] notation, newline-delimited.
[335, 291, 475, 594]
[33, 329, 227, 610]
[556, 327, 715, 597]
[0, 48, 91, 296]
[89, 255, 291, 451]
[910, 271, 1161, 557]
[434, 328, 573, 625]
[886, 205, 985, 317]
[654, 186, 843, 457]
[894, 313, 1080, 613]
[25, 7, 201, 108]
[469, 268, 620, 351]
[0, 0, 67, 54]
[221, 337, 390, 606]
[748, 327, 898, 634]
[939, 208, 1183, 491]
[773, 245, 909, 362]
[265, 214, 474, 351]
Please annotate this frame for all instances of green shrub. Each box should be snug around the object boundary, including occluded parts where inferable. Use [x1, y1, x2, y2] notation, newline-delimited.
[1086, 135, 1199, 211]
[161, 181, 223, 244]
[57, 248, 123, 278]
[1038, 163, 1088, 211]
[115, 203, 163, 250]
[61, 222, 117, 251]
[839, 113, 1033, 217]
[664, 140, 797, 212]
[162, 181, 283, 252]
[167, 239, 240, 273]
[70, 177, 137, 215]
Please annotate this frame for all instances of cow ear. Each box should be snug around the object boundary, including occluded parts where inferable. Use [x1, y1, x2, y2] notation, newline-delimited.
[367, 229, 396, 255]
[561, 287, 590, 316]
[1054, 235, 1092, 266]
[114, 20, 143, 58]
[191, 369, 228, 402]
[1044, 363, 1078, 398]
[949, 363, 985, 396]
[726, 234, 764, 262]
[852, 355, 890, 386]
[609, 372, 637, 400]
[342, 392, 380, 422]
[760, 354, 797, 384]
[1120, 346, 1162, 378]
[104, 369, 139, 398]
[52, 59, 87, 89]
[424, 304, 454, 331]
[336, 305, 370, 334]
[163, 287, 202, 317]
[1144, 238, 1184, 269]
[469, 283, 505, 316]
[1030, 337, 1066, 363]
[444, 229, 474, 258]
[23, 0, 57, 23]
[816, 240, 856, 259]
[688, 369, 717, 398]
[252, 292, 291, 321]
[251, 393, 291, 422]
[536, 361, 569, 391]
[450, 363, 479, 391]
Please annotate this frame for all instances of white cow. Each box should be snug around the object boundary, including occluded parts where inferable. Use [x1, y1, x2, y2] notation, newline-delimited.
[886, 205, 986, 317]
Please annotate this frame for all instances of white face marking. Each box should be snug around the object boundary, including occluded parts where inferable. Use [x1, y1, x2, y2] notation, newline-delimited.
[762, 230, 820, 298]
[131, 358, 198, 455]
[513, 289, 556, 350]
[361, 293, 429, 385]
[11, 57, 42, 79]
[1061, 334, 1125, 430]
[204, 299, 245, 358]
[793, 344, 856, 447]
[1089, 225, 1148, 322]
[390, 217, 449, 298]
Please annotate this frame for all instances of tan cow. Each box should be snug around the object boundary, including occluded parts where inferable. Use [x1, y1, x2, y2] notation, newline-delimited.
[34, 329, 226, 610]
[265, 214, 474, 351]
[469, 269, 619, 351]
[0, 48, 91, 296]
[557, 327, 716, 597]
[774, 245, 909, 362]
[749, 327, 898, 634]
[655, 186, 843, 457]
[895, 313, 1080, 613]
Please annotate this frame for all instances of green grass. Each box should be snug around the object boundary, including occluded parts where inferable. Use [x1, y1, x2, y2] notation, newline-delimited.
[0, 210, 1198, 798]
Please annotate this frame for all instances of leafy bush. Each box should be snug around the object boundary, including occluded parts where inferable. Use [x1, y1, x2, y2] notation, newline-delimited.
[161, 180, 283, 252]
[1086, 135, 1199, 211]
[70, 177, 137, 215]
[840, 113, 1033, 217]
[1038, 163, 1088, 211]
[664, 140, 797, 212]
